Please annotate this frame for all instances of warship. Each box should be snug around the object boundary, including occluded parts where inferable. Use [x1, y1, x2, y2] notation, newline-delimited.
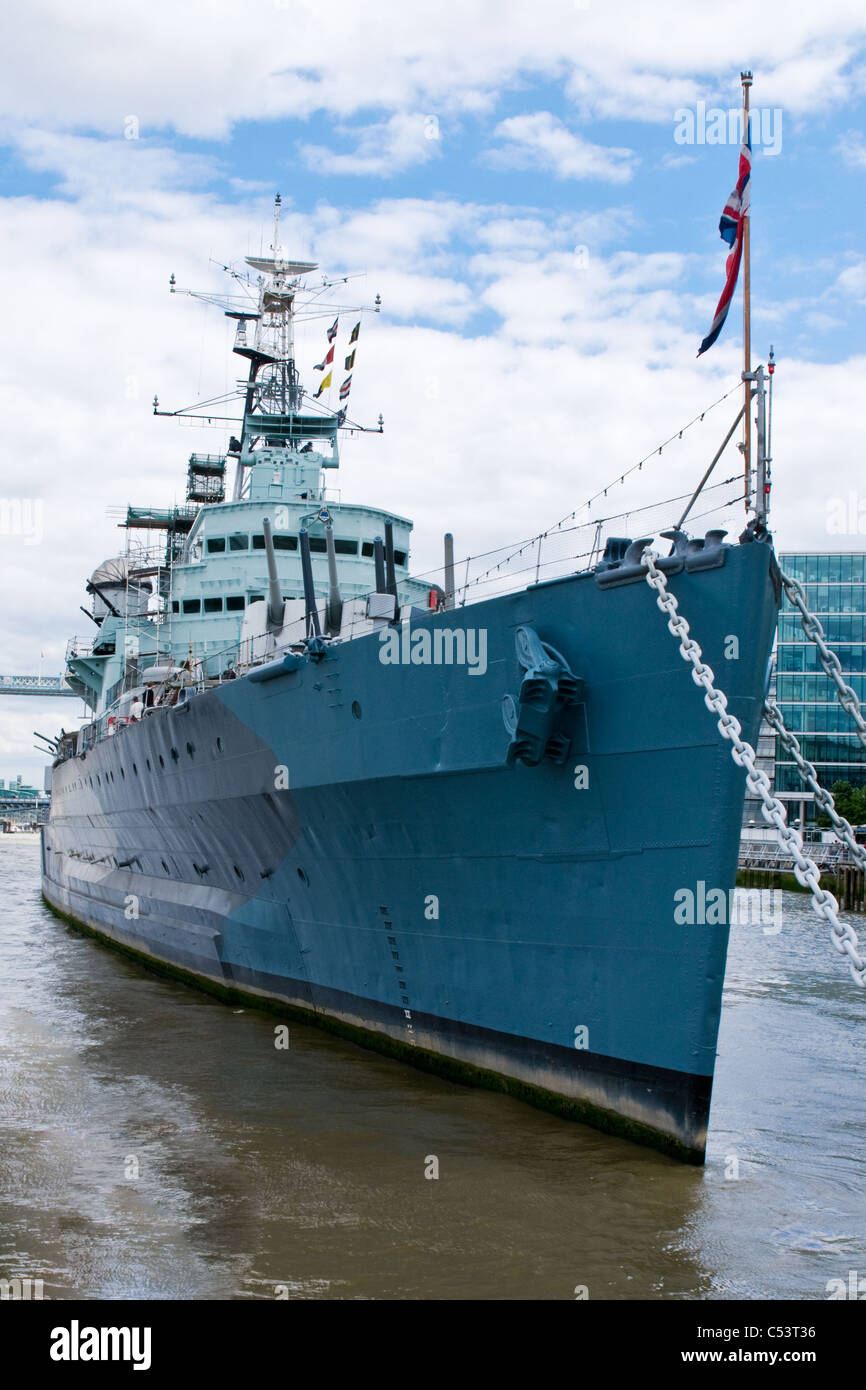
[41, 199, 781, 1163]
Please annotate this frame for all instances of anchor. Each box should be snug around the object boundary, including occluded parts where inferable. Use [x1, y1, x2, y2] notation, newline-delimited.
[503, 626, 583, 767]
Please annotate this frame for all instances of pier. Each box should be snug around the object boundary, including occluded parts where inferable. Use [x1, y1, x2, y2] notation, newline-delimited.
[738, 839, 866, 911]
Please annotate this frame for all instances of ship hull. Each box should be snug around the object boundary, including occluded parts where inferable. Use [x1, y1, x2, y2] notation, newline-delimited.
[42, 541, 779, 1161]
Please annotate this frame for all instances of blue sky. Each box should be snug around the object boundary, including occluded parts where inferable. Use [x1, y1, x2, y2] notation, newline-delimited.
[3, 0, 866, 780]
[3, 89, 858, 363]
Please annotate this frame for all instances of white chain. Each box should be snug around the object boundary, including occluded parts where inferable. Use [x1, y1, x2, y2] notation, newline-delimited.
[763, 700, 866, 871]
[642, 547, 866, 987]
[779, 570, 866, 749]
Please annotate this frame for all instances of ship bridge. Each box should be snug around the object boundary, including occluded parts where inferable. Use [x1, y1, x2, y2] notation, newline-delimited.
[234, 408, 340, 507]
[243, 409, 339, 457]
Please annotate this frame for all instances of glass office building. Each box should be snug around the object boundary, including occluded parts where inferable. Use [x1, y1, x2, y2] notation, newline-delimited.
[774, 552, 866, 825]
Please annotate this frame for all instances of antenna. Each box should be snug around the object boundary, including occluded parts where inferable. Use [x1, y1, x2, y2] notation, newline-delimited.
[273, 192, 281, 255]
[159, 235, 383, 449]
[765, 344, 775, 519]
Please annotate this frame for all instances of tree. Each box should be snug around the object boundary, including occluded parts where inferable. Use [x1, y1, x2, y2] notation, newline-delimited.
[816, 780, 866, 827]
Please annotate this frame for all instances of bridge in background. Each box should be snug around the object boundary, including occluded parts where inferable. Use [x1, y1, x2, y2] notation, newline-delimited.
[0, 796, 49, 828]
[0, 675, 76, 697]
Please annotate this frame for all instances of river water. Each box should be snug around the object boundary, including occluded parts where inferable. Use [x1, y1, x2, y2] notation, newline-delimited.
[1, 834, 863, 1301]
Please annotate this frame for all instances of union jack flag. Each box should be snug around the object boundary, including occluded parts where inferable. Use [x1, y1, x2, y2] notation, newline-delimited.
[698, 121, 751, 357]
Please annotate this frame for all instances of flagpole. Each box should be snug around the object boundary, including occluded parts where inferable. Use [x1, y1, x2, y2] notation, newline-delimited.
[741, 70, 752, 512]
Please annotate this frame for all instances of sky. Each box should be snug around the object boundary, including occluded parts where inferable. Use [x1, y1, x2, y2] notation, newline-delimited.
[3, 0, 866, 784]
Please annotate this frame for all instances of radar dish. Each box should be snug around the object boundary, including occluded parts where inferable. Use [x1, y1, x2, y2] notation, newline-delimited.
[245, 256, 318, 277]
[89, 556, 129, 587]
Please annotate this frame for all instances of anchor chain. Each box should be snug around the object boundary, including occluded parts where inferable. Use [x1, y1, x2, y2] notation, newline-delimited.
[642, 546, 866, 987]
[763, 700, 866, 872]
[779, 569, 866, 750]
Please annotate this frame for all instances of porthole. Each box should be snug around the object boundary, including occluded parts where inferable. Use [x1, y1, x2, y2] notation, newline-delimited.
[216, 737, 223, 753]
[186, 742, 195, 757]
[351, 701, 362, 720]
[297, 867, 309, 886]
[158, 754, 165, 769]
[233, 864, 245, 881]
[146, 758, 151, 771]
[170, 747, 179, 762]
[161, 859, 169, 873]
[132, 763, 138, 776]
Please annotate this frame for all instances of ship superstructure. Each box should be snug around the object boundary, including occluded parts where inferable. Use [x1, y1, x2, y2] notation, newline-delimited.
[66, 202, 434, 722]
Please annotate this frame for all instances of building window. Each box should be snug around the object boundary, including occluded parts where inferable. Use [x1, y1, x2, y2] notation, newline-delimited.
[229, 534, 249, 551]
[775, 551, 866, 823]
[206, 537, 226, 554]
[171, 600, 179, 613]
[204, 597, 223, 613]
[309, 536, 326, 552]
[252, 534, 266, 550]
[249, 594, 264, 604]
[182, 599, 201, 614]
[361, 542, 374, 557]
[226, 595, 245, 612]
[334, 538, 358, 555]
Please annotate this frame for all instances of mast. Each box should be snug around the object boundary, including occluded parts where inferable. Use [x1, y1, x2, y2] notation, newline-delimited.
[159, 200, 381, 505]
[233, 195, 318, 495]
[271, 192, 291, 371]
[741, 70, 752, 511]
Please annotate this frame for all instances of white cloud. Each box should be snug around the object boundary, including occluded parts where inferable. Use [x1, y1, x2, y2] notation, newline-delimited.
[473, 207, 635, 254]
[365, 270, 475, 325]
[833, 261, 866, 300]
[12, 128, 220, 200]
[836, 128, 866, 166]
[300, 112, 442, 177]
[659, 152, 698, 169]
[487, 112, 638, 183]
[311, 197, 471, 271]
[804, 310, 846, 331]
[1, 0, 865, 141]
